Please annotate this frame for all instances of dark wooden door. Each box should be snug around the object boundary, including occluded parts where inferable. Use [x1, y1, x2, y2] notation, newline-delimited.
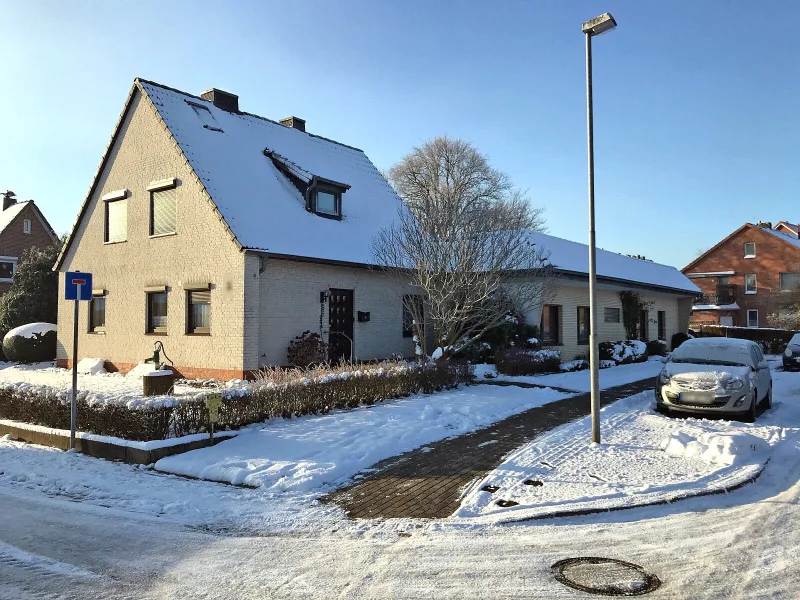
[328, 289, 354, 363]
[639, 309, 649, 341]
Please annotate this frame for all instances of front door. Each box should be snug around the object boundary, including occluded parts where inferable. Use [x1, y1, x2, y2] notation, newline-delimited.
[328, 289, 354, 363]
[639, 310, 649, 341]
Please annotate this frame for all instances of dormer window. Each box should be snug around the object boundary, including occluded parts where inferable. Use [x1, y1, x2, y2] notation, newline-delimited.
[309, 182, 347, 219]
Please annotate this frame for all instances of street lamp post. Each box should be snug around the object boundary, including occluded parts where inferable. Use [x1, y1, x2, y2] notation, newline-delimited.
[582, 12, 617, 444]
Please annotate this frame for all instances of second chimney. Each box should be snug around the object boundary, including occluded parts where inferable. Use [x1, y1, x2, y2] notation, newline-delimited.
[280, 116, 306, 132]
[200, 88, 239, 113]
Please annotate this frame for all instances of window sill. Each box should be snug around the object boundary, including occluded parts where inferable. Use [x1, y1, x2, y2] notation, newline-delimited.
[88, 330, 106, 335]
[104, 240, 127, 245]
[186, 332, 211, 337]
[0, 279, 12, 283]
[744, 255, 756, 259]
[149, 232, 177, 239]
[745, 291, 757, 295]
[146, 331, 168, 336]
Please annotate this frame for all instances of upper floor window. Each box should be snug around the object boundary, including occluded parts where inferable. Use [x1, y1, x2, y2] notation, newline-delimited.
[151, 187, 177, 236]
[744, 242, 756, 258]
[0, 257, 17, 282]
[745, 273, 757, 294]
[780, 272, 800, 292]
[23, 219, 31, 234]
[309, 181, 348, 220]
[102, 189, 128, 243]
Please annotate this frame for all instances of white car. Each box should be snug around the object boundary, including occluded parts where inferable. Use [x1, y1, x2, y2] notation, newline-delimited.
[655, 337, 772, 422]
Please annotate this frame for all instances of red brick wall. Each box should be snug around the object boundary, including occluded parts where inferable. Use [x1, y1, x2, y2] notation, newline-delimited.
[683, 224, 800, 327]
[0, 202, 57, 296]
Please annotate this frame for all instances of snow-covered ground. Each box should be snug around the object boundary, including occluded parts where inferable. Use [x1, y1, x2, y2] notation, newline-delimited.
[154, 384, 569, 489]
[455, 385, 792, 522]
[475, 356, 664, 392]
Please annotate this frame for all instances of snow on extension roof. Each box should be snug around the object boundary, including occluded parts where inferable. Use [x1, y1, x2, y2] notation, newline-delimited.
[529, 232, 700, 294]
[139, 81, 402, 263]
[762, 227, 800, 249]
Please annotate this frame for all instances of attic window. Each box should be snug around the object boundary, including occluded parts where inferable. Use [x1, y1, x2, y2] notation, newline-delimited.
[187, 101, 223, 132]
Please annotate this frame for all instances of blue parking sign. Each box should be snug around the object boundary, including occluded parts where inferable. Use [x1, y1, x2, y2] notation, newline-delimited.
[65, 271, 92, 301]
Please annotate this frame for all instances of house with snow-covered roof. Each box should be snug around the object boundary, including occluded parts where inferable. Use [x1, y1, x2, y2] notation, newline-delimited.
[0, 192, 59, 295]
[683, 221, 800, 329]
[54, 79, 698, 378]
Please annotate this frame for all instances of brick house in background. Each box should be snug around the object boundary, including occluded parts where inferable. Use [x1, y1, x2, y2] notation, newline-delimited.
[0, 192, 59, 294]
[682, 221, 800, 328]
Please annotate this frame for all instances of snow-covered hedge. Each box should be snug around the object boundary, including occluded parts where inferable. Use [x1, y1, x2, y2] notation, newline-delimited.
[495, 348, 562, 376]
[2, 323, 57, 363]
[599, 340, 648, 365]
[0, 362, 474, 441]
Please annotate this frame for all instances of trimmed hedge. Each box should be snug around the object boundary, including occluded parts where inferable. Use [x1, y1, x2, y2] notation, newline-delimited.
[0, 362, 474, 442]
[689, 325, 796, 354]
[495, 349, 561, 376]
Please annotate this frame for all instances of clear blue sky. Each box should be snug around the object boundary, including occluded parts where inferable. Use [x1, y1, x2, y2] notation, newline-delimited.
[1, 1, 797, 268]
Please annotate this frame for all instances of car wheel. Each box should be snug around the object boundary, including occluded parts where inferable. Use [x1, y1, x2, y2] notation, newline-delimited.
[761, 383, 773, 410]
[743, 390, 757, 423]
[655, 404, 670, 416]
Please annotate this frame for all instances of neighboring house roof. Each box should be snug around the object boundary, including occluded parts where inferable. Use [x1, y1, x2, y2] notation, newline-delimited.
[683, 222, 800, 273]
[0, 200, 57, 241]
[774, 221, 798, 235]
[139, 80, 402, 263]
[531, 232, 700, 295]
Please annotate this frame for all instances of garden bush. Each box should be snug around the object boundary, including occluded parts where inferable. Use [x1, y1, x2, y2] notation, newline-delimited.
[286, 331, 327, 368]
[598, 340, 648, 365]
[0, 361, 474, 441]
[495, 348, 561, 376]
[646, 339, 668, 357]
[671, 331, 691, 351]
[2, 323, 57, 363]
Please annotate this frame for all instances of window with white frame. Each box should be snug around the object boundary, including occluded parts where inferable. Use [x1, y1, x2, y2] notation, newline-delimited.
[23, 219, 31, 234]
[744, 242, 756, 258]
[747, 309, 759, 328]
[0, 257, 17, 282]
[105, 199, 127, 243]
[745, 273, 757, 294]
[150, 187, 177, 236]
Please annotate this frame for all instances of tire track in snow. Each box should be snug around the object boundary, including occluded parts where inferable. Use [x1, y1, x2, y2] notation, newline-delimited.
[0, 540, 103, 580]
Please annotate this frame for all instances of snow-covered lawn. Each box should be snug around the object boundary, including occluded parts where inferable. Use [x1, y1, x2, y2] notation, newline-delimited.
[475, 357, 664, 392]
[456, 359, 799, 523]
[154, 384, 569, 489]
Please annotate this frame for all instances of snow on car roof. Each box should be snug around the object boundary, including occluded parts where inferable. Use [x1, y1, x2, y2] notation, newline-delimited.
[671, 337, 757, 366]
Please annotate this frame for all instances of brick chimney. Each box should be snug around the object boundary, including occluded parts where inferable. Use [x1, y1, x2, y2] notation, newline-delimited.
[279, 116, 306, 132]
[2, 190, 17, 211]
[200, 88, 239, 113]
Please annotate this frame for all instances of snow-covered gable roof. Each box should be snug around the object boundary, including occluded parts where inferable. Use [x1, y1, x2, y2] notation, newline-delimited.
[530, 232, 700, 294]
[139, 80, 402, 263]
[0, 201, 33, 235]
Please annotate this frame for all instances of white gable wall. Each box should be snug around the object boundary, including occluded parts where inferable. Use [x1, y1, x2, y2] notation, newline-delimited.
[56, 90, 248, 377]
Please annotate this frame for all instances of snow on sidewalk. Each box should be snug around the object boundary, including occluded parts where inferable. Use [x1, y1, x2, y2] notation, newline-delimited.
[155, 385, 569, 490]
[475, 357, 664, 392]
[455, 378, 798, 523]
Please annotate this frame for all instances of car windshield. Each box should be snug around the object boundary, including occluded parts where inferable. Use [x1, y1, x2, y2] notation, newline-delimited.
[791, 334, 800, 346]
[669, 357, 747, 368]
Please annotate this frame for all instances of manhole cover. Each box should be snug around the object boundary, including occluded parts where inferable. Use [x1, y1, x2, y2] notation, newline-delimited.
[551, 557, 661, 596]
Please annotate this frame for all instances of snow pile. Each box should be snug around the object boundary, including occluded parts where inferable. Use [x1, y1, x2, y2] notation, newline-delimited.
[76, 358, 106, 375]
[4, 322, 56, 340]
[125, 362, 166, 378]
[155, 384, 570, 490]
[661, 430, 767, 466]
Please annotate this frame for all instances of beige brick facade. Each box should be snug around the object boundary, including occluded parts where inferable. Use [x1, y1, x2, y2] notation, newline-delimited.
[56, 89, 248, 377]
[525, 280, 688, 361]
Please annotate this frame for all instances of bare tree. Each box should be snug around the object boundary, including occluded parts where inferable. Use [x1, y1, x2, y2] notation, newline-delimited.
[372, 137, 553, 359]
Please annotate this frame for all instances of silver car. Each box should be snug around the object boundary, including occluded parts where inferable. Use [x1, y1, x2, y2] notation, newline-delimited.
[655, 337, 772, 422]
[783, 333, 800, 372]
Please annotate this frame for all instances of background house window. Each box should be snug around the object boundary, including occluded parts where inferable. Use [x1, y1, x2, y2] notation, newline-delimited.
[717, 275, 729, 286]
[603, 307, 620, 323]
[745, 274, 757, 294]
[780, 272, 800, 292]
[657, 310, 666, 340]
[744, 242, 756, 258]
[90, 297, 106, 332]
[151, 188, 177, 236]
[0, 259, 16, 281]
[402, 295, 424, 338]
[23, 219, 31, 234]
[747, 309, 759, 328]
[187, 290, 211, 334]
[577, 306, 590, 345]
[147, 292, 168, 333]
[540, 305, 561, 345]
[105, 199, 127, 243]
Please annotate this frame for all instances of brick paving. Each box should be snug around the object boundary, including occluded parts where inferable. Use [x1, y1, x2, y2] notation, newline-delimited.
[326, 377, 655, 519]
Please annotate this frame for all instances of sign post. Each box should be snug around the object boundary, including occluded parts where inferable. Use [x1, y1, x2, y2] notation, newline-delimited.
[205, 392, 222, 443]
[65, 271, 92, 450]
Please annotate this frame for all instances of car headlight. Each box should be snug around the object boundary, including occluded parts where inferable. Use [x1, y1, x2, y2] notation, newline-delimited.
[786, 348, 793, 357]
[658, 370, 670, 385]
[725, 377, 745, 391]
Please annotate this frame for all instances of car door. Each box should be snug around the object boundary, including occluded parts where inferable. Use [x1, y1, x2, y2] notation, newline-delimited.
[751, 345, 769, 399]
